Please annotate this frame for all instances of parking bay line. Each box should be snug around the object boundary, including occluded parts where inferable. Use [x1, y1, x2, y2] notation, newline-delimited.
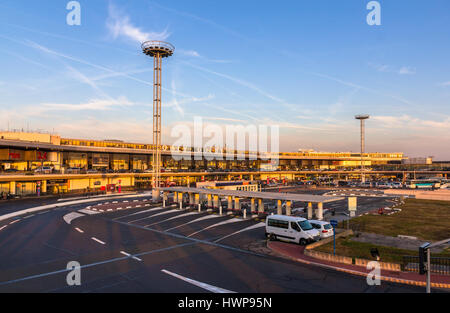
[91, 237, 106, 245]
[187, 218, 243, 238]
[161, 269, 235, 293]
[112, 206, 166, 221]
[214, 222, 266, 243]
[128, 209, 179, 224]
[120, 251, 142, 262]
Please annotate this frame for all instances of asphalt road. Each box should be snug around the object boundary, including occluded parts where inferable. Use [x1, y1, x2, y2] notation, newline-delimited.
[0, 193, 427, 293]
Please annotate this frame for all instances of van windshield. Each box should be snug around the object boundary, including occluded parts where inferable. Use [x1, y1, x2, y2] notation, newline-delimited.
[298, 220, 313, 231]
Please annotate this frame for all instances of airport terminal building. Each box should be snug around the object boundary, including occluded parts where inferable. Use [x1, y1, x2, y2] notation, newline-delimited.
[0, 131, 404, 172]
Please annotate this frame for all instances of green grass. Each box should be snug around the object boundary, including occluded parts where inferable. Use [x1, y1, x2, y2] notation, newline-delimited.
[315, 236, 450, 264]
[340, 198, 450, 241]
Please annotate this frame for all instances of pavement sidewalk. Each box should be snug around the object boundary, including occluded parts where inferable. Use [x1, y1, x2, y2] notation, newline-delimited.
[268, 241, 450, 290]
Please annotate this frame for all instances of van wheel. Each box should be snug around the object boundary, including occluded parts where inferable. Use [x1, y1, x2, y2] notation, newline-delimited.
[299, 238, 307, 246]
[269, 234, 276, 241]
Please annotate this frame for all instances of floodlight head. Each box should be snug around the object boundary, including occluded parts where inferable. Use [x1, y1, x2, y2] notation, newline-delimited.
[355, 114, 370, 120]
[141, 41, 175, 58]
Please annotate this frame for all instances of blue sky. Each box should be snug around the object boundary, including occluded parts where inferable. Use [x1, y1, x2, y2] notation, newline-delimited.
[0, 0, 449, 159]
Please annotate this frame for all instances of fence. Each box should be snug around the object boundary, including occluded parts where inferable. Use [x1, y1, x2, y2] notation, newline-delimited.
[403, 255, 450, 275]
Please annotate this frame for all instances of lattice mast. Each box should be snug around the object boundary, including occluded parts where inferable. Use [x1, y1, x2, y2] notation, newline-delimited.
[141, 41, 174, 198]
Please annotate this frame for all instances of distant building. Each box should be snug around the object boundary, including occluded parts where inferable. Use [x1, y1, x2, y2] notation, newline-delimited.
[402, 157, 433, 165]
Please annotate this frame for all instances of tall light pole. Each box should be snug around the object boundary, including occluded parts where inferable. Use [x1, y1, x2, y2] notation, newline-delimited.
[142, 41, 174, 200]
[355, 114, 370, 183]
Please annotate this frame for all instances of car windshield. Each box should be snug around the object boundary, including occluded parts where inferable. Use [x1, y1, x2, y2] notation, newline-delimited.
[298, 220, 313, 231]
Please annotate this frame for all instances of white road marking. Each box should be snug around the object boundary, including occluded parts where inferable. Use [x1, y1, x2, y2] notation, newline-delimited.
[78, 209, 100, 215]
[145, 212, 198, 227]
[130, 209, 179, 224]
[22, 214, 35, 219]
[161, 269, 235, 293]
[165, 214, 223, 232]
[112, 207, 165, 220]
[120, 251, 142, 262]
[63, 212, 84, 225]
[75, 227, 84, 233]
[187, 218, 243, 237]
[9, 219, 20, 225]
[214, 223, 266, 243]
[0, 193, 152, 223]
[0, 225, 7, 231]
[91, 237, 106, 245]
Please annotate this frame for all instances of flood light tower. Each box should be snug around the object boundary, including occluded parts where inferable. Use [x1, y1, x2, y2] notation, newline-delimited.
[355, 114, 370, 183]
[142, 41, 174, 200]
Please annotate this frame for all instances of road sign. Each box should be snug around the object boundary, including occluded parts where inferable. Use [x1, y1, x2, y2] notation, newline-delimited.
[330, 220, 338, 227]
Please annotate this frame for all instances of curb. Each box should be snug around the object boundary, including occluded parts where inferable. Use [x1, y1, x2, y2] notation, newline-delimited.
[268, 242, 450, 290]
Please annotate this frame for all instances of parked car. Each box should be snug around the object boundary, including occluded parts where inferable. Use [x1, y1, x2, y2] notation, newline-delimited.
[4, 168, 20, 173]
[34, 166, 53, 174]
[309, 220, 334, 239]
[376, 182, 391, 188]
[265, 215, 320, 245]
[66, 167, 82, 174]
[390, 182, 403, 189]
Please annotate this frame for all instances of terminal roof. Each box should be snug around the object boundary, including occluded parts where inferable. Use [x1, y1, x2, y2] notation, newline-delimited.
[160, 187, 344, 203]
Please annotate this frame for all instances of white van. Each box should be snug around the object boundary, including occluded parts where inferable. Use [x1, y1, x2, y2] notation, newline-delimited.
[265, 215, 320, 245]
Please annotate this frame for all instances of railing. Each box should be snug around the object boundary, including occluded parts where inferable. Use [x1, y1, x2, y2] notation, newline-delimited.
[403, 255, 450, 275]
[141, 41, 175, 52]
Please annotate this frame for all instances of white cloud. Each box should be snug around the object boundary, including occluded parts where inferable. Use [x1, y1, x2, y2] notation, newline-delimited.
[179, 50, 201, 57]
[439, 81, 450, 87]
[369, 63, 416, 75]
[106, 4, 170, 43]
[37, 96, 134, 113]
[372, 115, 450, 130]
[398, 66, 416, 75]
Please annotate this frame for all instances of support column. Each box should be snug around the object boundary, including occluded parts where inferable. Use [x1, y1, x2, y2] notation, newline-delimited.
[189, 193, 194, 207]
[213, 195, 219, 210]
[317, 202, 323, 220]
[307, 202, 313, 220]
[250, 198, 256, 215]
[234, 197, 240, 212]
[41, 180, 47, 194]
[9, 181, 16, 195]
[277, 200, 282, 215]
[228, 196, 233, 213]
[163, 192, 168, 207]
[207, 194, 212, 210]
[258, 199, 264, 214]
[195, 193, 201, 212]
[178, 192, 183, 210]
[286, 200, 292, 216]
